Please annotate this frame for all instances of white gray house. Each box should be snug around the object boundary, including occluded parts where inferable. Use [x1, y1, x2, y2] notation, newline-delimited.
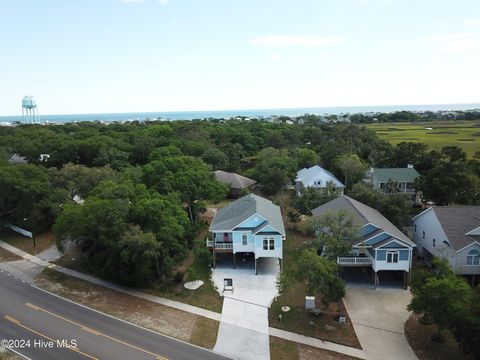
[412, 206, 480, 286]
[312, 195, 415, 289]
[295, 165, 345, 196]
[208, 194, 285, 274]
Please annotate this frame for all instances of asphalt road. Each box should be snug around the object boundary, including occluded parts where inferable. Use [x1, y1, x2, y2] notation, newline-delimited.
[0, 269, 230, 360]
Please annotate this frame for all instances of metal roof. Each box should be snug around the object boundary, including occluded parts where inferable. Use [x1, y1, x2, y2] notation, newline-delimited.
[295, 165, 345, 188]
[370, 168, 420, 183]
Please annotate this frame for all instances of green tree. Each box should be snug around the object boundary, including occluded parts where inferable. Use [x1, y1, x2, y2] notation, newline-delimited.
[408, 258, 472, 342]
[314, 209, 362, 260]
[253, 148, 297, 195]
[142, 156, 228, 222]
[296, 249, 345, 307]
[334, 154, 367, 188]
[295, 148, 319, 169]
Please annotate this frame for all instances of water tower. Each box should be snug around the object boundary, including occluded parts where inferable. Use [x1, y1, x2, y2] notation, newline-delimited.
[22, 96, 39, 124]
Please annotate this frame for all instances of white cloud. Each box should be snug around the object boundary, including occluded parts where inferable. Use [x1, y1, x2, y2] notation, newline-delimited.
[464, 19, 480, 27]
[250, 35, 346, 47]
[423, 32, 480, 52]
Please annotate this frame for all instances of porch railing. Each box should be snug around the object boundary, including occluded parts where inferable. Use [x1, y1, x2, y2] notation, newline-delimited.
[337, 257, 373, 265]
[215, 243, 233, 250]
[206, 239, 214, 247]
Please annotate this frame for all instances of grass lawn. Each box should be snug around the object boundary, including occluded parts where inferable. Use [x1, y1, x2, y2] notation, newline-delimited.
[36, 268, 219, 349]
[0, 229, 55, 255]
[366, 121, 480, 157]
[405, 313, 470, 360]
[0, 247, 22, 262]
[0, 350, 22, 360]
[270, 336, 362, 360]
[269, 230, 361, 349]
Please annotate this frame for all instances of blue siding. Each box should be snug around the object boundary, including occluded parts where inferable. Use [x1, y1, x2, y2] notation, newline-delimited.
[367, 248, 375, 258]
[361, 224, 379, 236]
[376, 250, 386, 261]
[399, 250, 409, 261]
[379, 241, 409, 249]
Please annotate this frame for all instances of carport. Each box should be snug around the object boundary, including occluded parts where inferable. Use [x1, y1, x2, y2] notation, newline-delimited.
[339, 267, 407, 289]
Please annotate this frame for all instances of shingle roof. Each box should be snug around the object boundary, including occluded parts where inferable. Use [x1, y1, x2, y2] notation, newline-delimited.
[430, 206, 480, 251]
[296, 165, 345, 188]
[214, 170, 257, 190]
[371, 168, 420, 183]
[8, 153, 28, 164]
[210, 194, 285, 234]
[311, 195, 414, 246]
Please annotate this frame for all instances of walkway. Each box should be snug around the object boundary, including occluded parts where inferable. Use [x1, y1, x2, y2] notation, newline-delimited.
[0, 240, 366, 359]
[344, 286, 417, 360]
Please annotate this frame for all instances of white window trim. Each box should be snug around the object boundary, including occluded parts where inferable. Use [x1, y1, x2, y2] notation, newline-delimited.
[263, 237, 268, 250]
[242, 232, 248, 246]
[466, 250, 480, 266]
[386, 250, 399, 263]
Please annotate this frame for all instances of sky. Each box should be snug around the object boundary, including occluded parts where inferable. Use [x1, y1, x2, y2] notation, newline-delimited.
[1, 0, 480, 115]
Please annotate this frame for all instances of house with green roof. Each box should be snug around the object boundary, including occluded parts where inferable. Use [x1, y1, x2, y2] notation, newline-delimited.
[312, 195, 415, 289]
[365, 164, 421, 203]
[208, 193, 285, 274]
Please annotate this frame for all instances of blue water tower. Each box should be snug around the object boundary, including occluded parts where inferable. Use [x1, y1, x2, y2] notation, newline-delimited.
[22, 96, 39, 124]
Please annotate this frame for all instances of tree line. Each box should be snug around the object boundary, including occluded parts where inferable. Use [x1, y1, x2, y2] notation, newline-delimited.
[1, 119, 480, 284]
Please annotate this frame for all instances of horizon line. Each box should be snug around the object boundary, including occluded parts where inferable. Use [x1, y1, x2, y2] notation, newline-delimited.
[1, 101, 480, 118]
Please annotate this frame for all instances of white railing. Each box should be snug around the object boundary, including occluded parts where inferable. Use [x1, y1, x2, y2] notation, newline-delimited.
[337, 257, 373, 265]
[215, 243, 233, 250]
[206, 239, 214, 247]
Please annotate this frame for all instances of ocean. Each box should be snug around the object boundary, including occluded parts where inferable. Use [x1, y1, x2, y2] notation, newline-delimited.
[1, 103, 480, 124]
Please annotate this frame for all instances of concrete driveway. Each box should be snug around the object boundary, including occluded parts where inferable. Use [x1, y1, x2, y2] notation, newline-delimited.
[343, 287, 417, 360]
[212, 257, 279, 360]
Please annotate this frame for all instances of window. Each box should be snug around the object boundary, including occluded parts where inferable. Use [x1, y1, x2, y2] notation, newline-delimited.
[467, 249, 480, 266]
[433, 238, 436, 247]
[263, 238, 268, 250]
[422, 231, 425, 239]
[387, 251, 399, 263]
[242, 233, 248, 246]
[269, 237, 275, 250]
[414, 224, 417, 233]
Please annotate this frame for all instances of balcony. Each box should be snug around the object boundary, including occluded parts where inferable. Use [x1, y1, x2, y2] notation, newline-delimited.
[206, 239, 233, 251]
[337, 257, 373, 266]
[215, 243, 233, 250]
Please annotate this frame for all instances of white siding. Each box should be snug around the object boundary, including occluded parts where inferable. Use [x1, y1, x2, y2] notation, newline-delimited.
[455, 243, 480, 275]
[414, 209, 462, 273]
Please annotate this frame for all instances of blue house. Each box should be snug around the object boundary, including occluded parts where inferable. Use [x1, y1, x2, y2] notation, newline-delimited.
[312, 195, 415, 289]
[208, 194, 285, 274]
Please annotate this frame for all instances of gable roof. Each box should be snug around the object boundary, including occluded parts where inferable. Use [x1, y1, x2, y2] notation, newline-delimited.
[370, 168, 420, 183]
[428, 206, 480, 251]
[8, 153, 28, 164]
[295, 165, 344, 188]
[214, 170, 257, 190]
[311, 195, 414, 247]
[210, 193, 285, 235]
